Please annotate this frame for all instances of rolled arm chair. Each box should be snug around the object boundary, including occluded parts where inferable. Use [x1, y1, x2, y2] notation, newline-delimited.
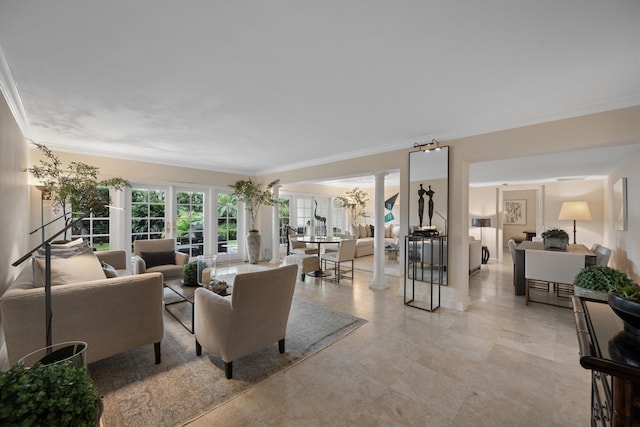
[194, 264, 298, 379]
[133, 238, 189, 279]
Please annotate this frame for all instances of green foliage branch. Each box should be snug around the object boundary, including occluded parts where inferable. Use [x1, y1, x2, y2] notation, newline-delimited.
[230, 178, 280, 231]
[541, 228, 569, 240]
[336, 187, 369, 224]
[24, 142, 130, 240]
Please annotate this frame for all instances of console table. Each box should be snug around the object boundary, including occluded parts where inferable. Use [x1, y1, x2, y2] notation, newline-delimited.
[572, 296, 640, 426]
[404, 234, 446, 312]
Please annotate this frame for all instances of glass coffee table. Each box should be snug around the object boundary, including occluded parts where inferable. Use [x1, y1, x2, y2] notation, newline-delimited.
[164, 276, 233, 333]
[385, 244, 400, 261]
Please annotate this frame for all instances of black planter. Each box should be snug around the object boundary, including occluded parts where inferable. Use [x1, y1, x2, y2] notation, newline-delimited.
[608, 292, 640, 337]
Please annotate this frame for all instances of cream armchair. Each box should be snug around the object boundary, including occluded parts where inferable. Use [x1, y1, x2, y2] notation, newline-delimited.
[194, 264, 298, 379]
[133, 238, 189, 279]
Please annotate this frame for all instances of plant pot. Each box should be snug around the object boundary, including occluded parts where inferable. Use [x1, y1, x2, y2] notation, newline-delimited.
[574, 285, 608, 301]
[608, 292, 640, 337]
[544, 237, 568, 250]
[18, 341, 87, 369]
[246, 230, 261, 264]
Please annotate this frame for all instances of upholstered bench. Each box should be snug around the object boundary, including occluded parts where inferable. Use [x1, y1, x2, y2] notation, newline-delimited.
[283, 254, 320, 280]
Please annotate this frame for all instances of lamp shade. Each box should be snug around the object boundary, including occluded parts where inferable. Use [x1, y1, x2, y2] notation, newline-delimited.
[558, 201, 592, 221]
[471, 218, 491, 227]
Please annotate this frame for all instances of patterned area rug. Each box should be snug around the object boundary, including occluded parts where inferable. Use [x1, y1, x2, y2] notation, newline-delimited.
[89, 297, 366, 427]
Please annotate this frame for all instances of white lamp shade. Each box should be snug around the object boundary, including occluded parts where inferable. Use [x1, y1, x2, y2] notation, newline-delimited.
[558, 201, 592, 221]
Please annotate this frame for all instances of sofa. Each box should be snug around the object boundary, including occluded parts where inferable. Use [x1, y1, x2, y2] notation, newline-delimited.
[0, 250, 164, 366]
[349, 223, 399, 257]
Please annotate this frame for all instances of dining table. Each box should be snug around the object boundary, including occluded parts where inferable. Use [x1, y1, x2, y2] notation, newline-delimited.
[513, 241, 596, 296]
[292, 235, 342, 277]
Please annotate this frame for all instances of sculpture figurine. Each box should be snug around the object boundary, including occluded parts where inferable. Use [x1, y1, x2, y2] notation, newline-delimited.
[417, 184, 435, 228]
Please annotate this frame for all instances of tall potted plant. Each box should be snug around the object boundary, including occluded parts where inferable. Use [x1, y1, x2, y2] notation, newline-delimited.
[19, 142, 130, 361]
[230, 178, 279, 264]
[336, 187, 369, 225]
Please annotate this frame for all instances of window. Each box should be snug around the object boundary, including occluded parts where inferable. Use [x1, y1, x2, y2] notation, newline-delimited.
[131, 188, 166, 249]
[217, 192, 238, 254]
[176, 191, 204, 258]
[296, 197, 313, 234]
[71, 187, 110, 251]
[278, 197, 290, 246]
[332, 198, 348, 237]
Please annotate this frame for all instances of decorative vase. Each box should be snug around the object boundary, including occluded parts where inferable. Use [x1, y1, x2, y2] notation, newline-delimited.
[608, 292, 640, 337]
[197, 255, 217, 286]
[18, 341, 88, 369]
[544, 237, 568, 250]
[246, 230, 261, 264]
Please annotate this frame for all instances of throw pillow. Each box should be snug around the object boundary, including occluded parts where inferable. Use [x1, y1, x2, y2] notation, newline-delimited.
[385, 224, 392, 238]
[101, 261, 118, 278]
[32, 252, 106, 287]
[369, 224, 374, 237]
[359, 224, 368, 238]
[351, 224, 360, 239]
[139, 251, 176, 268]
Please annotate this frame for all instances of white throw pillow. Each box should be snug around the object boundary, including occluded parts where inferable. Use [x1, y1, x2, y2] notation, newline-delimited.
[359, 224, 369, 238]
[32, 252, 106, 287]
[351, 224, 360, 239]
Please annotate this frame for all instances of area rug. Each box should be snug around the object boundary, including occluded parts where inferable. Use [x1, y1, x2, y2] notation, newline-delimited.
[88, 297, 366, 427]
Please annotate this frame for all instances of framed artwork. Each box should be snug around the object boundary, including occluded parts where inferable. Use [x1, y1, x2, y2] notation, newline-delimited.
[614, 177, 627, 231]
[504, 200, 526, 225]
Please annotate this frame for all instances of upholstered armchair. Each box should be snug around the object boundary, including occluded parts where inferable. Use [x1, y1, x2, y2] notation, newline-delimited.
[133, 238, 189, 279]
[194, 264, 298, 379]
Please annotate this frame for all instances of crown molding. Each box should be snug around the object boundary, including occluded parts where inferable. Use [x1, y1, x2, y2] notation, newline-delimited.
[0, 43, 30, 137]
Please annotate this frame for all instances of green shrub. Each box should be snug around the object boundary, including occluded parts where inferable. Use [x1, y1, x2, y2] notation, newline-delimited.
[574, 265, 634, 292]
[0, 361, 100, 426]
[614, 285, 640, 303]
[183, 261, 198, 285]
[541, 228, 569, 240]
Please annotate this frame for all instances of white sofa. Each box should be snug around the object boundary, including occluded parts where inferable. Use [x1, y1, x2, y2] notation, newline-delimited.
[407, 237, 482, 274]
[0, 250, 164, 366]
[349, 223, 399, 257]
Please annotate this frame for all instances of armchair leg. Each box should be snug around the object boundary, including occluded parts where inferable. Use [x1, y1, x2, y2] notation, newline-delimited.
[154, 342, 161, 364]
[278, 338, 285, 353]
[224, 361, 233, 379]
[195, 339, 202, 356]
[301, 273, 306, 280]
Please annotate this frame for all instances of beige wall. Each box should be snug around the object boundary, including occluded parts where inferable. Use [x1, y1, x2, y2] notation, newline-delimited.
[0, 93, 28, 297]
[607, 149, 640, 284]
[13, 102, 640, 310]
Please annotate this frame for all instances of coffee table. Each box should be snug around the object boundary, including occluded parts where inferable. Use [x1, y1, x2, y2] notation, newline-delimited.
[385, 244, 400, 261]
[164, 276, 233, 333]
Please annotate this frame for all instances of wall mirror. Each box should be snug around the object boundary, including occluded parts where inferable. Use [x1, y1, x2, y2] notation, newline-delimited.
[408, 146, 449, 285]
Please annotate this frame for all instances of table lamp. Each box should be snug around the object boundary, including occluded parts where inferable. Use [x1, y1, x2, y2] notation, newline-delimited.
[558, 201, 591, 244]
[471, 218, 491, 264]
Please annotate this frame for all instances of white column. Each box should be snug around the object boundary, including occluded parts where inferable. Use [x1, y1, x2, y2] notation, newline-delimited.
[370, 172, 388, 290]
[271, 184, 281, 264]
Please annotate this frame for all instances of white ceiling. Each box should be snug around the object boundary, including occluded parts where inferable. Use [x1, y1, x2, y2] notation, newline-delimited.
[1, 1, 639, 183]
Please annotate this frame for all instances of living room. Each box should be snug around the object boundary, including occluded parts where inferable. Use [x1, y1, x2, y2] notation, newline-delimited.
[2, 2, 640, 425]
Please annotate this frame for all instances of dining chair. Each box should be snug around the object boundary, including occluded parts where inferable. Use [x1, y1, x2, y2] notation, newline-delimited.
[595, 246, 612, 266]
[507, 239, 518, 286]
[320, 239, 356, 282]
[590, 243, 602, 253]
[525, 249, 585, 307]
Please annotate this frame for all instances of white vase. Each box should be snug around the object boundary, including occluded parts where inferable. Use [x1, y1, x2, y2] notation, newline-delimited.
[246, 230, 261, 264]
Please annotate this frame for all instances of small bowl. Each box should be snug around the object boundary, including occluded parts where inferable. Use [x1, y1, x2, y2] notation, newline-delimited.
[608, 292, 640, 337]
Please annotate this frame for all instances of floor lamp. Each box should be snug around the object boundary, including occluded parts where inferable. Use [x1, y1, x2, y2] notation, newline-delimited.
[558, 201, 592, 244]
[471, 218, 491, 264]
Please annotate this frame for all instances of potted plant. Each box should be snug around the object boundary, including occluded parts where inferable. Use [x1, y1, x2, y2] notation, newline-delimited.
[541, 228, 569, 250]
[608, 284, 640, 336]
[230, 178, 280, 264]
[24, 142, 130, 241]
[573, 265, 635, 301]
[0, 361, 101, 426]
[182, 261, 198, 286]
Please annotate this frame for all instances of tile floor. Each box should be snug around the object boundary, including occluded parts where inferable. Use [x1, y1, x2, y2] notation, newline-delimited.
[185, 258, 591, 426]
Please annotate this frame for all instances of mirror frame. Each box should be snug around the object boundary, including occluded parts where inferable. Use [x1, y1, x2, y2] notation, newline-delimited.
[407, 146, 450, 284]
